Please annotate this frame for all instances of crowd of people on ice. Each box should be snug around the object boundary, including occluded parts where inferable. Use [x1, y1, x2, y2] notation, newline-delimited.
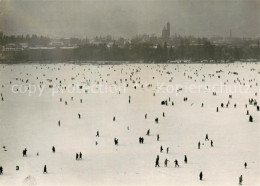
[0, 63, 259, 185]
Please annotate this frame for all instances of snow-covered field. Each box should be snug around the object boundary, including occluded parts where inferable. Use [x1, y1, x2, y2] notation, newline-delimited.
[0, 62, 259, 186]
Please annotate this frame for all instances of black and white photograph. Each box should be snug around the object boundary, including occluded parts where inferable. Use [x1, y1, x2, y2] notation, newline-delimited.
[0, 0, 259, 185]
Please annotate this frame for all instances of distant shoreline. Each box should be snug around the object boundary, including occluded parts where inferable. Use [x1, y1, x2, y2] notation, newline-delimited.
[0, 60, 259, 65]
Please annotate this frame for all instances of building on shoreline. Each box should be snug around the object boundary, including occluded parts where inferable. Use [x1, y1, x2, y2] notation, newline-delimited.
[162, 22, 170, 39]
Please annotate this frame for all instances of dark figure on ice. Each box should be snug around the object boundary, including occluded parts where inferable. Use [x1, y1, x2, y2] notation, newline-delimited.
[157, 134, 160, 141]
[211, 140, 214, 147]
[249, 115, 253, 122]
[0, 166, 3, 175]
[160, 146, 163, 153]
[52, 146, 55, 153]
[216, 107, 219, 112]
[79, 152, 82, 160]
[184, 155, 187, 164]
[199, 171, 203, 181]
[244, 162, 247, 169]
[164, 159, 170, 167]
[246, 110, 249, 115]
[205, 134, 209, 141]
[155, 156, 160, 167]
[239, 175, 243, 185]
[166, 147, 169, 154]
[155, 118, 158, 124]
[174, 160, 179, 167]
[114, 138, 118, 145]
[146, 129, 150, 136]
[76, 153, 78, 160]
[58, 120, 60, 126]
[96, 131, 99, 137]
[163, 112, 165, 117]
[113, 116, 116, 122]
[78, 113, 81, 119]
[145, 114, 147, 119]
[198, 142, 200, 149]
[23, 148, 27, 157]
[43, 165, 47, 174]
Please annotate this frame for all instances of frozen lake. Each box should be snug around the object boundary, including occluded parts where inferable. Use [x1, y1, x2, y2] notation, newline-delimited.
[0, 62, 259, 185]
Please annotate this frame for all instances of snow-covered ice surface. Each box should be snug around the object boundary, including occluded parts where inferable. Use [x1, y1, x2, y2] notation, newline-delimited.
[0, 62, 259, 186]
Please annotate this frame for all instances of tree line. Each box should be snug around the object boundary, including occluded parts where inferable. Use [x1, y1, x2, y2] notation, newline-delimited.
[73, 42, 259, 62]
[1, 32, 259, 62]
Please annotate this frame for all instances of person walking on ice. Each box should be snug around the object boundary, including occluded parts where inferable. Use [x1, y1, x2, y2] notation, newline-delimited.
[205, 134, 209, 141]
[23, 148, 27, 157]
[249, 115, 253, 122]
[244, 162, 247, 169]
[199, 171, 203, 181]
[155, 156, 160, 167]
[184, 155, 187, 164]
[174, 160, 179, 167]
[52, 146, 55, 153]
[198, 141, 200, 149]
[79, 152, 82, 160]
[239, 175, 243, 185]
[139, 137, 141, 144]
[0, 166, 3, 175]
[164, 159, 170, 167]
[43, 165, 47, 174]
[160, 146, 163, 153]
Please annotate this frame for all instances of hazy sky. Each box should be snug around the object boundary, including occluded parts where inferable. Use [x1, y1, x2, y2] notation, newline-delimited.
[0, 0, 259, 38]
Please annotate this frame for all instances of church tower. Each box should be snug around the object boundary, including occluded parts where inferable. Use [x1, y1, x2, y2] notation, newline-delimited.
[167, 22, 170, 37]
[162, 22, 170, 38]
